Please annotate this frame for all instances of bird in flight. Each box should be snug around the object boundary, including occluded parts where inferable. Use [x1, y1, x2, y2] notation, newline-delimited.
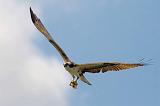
[30, 7, 146, 89]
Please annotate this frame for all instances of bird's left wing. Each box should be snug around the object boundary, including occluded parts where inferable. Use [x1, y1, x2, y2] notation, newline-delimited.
[77, 62, 145, 73]
[30, 7, 71, 63]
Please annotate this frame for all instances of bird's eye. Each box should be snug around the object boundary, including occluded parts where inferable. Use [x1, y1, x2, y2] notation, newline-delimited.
[64, 63, 75, 68]
[64, 63, 68, 67]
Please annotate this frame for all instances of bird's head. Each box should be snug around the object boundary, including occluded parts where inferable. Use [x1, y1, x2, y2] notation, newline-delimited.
[64, 62, 75, 68]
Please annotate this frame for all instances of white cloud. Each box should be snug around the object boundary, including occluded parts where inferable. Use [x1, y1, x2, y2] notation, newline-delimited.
[0, 0, 70, 106]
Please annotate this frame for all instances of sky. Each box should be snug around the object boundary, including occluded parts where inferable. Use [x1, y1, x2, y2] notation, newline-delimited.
[0, 0, 159, 106]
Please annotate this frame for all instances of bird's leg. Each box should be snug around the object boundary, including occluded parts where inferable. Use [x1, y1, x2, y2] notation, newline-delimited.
[75, 77, 79, 85]
[73, 77, 79, 86]
[72, 75, 75, 81]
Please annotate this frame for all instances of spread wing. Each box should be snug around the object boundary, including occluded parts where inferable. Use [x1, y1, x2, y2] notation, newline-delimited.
[77, 62, 145, 73]
[30, 7, 71, 63]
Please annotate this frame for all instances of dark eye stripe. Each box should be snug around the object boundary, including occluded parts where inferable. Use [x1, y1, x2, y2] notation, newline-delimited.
[64, 63, 76, 68]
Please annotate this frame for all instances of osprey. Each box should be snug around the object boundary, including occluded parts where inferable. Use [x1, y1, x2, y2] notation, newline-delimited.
[30, 7, 146, 89]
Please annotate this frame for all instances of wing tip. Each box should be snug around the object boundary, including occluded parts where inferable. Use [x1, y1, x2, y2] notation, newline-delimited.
[29, 7, 37, 23]
[138, 58, 153, 66]
[138, 60, 153, 66]
[140, 63, 151, 66]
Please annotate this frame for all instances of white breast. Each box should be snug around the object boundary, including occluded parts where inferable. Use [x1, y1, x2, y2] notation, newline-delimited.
[65, 67, 79, 76]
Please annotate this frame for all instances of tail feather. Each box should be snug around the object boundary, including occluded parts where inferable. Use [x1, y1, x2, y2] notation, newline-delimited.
[80, 75, 92, 85]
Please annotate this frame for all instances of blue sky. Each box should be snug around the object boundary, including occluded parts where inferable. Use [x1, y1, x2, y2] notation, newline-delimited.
[0, 0, 159, 106]
[33, 0, 160, 106]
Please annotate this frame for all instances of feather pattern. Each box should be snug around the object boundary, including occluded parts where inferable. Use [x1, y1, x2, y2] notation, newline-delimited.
[30, 7, 71, 63]
[77, 62, 145, 73]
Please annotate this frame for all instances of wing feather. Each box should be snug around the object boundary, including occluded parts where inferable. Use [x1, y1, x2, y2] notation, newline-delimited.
[77, 62, 145, 73]
[30, 7, 71, 63]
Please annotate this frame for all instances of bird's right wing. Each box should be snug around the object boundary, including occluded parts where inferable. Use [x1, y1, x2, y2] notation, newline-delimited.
[30, 7, 71, 63]
[77, 62, 145, 73]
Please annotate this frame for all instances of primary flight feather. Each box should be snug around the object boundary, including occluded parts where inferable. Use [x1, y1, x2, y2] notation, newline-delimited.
[30, 7, 145, 89]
